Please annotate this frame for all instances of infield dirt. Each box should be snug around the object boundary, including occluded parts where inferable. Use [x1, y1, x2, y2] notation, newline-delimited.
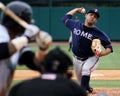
[13, 70, 120, 96]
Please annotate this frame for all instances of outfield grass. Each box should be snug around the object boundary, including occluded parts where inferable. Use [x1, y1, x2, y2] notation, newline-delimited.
[90, 80, 120, 88]
[13, 44, 120, 88]
[11, 80, 120, 88]
[16, 45, 120, 70]
[57, 45, 120, 70]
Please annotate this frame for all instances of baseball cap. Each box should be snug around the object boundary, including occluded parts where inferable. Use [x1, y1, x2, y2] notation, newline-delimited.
[43, 47, 73, 73]
[87, 8, 100, 18]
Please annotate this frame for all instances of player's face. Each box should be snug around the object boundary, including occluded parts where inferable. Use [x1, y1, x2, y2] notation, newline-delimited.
[85, 13, 98, 26]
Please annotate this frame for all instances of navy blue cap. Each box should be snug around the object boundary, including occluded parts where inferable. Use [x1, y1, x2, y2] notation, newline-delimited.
[87, 8, 100, 18]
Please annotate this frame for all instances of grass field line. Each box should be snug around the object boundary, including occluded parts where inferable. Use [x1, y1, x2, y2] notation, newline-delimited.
[13, 70, 120, 80]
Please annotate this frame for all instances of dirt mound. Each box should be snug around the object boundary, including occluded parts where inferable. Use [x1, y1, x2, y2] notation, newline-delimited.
[13, 70, 120, 80]
[88, 88, 120, 96]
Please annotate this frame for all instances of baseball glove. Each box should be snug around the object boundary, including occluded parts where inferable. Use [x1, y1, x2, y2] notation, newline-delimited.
[91, 39, 102, 56]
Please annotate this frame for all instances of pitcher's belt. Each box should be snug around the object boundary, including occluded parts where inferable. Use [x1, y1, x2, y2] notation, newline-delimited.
[73, 54, 88, 61]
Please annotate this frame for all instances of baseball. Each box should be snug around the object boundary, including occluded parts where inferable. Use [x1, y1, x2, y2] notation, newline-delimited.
[81, 8, 86, 14]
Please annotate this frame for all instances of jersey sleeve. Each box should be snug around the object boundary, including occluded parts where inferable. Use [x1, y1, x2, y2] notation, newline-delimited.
[100, 31, 113, 52]
[94, 27, 113, 52]
[101, 37, 113, 52]
[18, 46, 41, 71]
[62, 14, 76, 30]
[0, 24, 10, 42]
[0, 43, 10, 60]
[0, 25, 10, 59]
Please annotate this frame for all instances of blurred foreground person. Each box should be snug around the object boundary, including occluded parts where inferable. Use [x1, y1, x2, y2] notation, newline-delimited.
[9, 47, 87, 96]
[0, 1, 52, 96]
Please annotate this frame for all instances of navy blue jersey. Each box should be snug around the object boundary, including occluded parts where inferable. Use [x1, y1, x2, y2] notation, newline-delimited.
[62, 14, 113, 58]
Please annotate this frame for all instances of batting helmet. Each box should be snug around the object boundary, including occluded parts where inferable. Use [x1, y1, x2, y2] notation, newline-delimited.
[1, 1, 33, 28]
[43, 47, 73, 74]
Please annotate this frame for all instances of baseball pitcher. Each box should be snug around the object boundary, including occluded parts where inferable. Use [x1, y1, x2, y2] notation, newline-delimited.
[62, 7, 113, 93]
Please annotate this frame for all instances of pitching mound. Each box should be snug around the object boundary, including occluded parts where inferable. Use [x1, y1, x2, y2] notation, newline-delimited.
[88, 88, 120, 96]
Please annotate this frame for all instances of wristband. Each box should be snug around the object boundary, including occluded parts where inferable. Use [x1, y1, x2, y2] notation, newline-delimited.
[11, 36, 28, 51]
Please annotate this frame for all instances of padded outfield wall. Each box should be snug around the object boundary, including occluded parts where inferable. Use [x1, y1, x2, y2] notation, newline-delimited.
[32, 7, 120, 41]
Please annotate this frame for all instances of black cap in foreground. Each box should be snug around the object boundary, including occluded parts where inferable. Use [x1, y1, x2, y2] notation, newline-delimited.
[43, 47, 73, 73]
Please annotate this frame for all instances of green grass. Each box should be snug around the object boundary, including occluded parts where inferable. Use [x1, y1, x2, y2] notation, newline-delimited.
[11, 80, 120, 88]
[55, 45, 120, 70]
[16, 45, 120, 70]
[90, 80, 120, 88]
[11, 80, 23, 88]
[13, 44, 120, 88]
[99, 46, 120, 70]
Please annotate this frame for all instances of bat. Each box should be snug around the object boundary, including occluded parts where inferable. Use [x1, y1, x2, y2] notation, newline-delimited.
[0, 2, 28, 28]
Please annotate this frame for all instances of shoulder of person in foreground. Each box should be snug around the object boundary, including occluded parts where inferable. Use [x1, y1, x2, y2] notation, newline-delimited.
[8, 81, 23, 96]
[42, 47, 87, 96]
[9, 47, 87, 96]
[8, 78, 87, 96]
[65, 78, 87, 96]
